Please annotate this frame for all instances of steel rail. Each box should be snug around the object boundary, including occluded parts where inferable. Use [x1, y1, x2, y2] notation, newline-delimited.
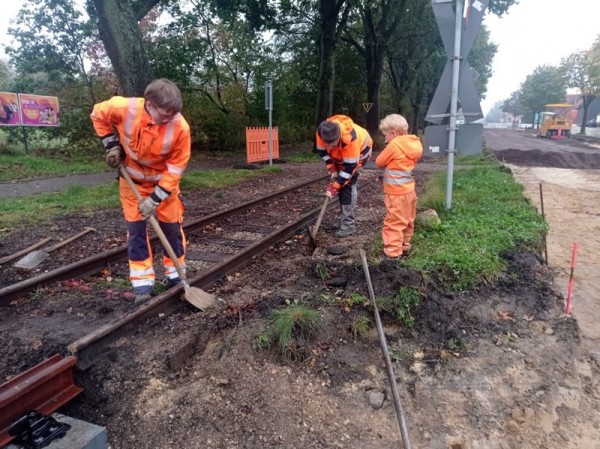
[0, 175, 327, 306]
[0, 354, 82, 447]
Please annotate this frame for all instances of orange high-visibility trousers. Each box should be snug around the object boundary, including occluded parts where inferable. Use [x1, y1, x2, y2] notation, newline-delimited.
[119, 178, 186, 290]
[382, 190, 417, 258]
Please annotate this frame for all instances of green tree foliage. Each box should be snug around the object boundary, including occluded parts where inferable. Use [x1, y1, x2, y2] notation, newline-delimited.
[562, 48, 600, 134]
[517, 65, 567, 126]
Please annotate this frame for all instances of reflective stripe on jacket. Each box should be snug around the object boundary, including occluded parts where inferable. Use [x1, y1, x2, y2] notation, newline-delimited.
[314, 115, 373, 189]
[375, 134, 423, 195]
[91, 96, 191, 194]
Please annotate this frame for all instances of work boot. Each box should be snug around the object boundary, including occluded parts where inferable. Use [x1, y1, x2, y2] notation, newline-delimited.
[335, 228, 356, 238]
[162, 277, 181, 288]
[133, 286, 153, 304]
[402, 248, 412, 259]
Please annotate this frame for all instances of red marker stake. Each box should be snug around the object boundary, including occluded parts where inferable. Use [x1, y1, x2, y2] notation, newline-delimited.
[565, 242, 578, 315]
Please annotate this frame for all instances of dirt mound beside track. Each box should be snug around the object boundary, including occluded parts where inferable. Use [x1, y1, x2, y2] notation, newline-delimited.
[493, 148, 600, 169]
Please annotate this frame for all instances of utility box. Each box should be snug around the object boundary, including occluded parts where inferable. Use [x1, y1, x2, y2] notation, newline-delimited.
[245, 127, 279, 164]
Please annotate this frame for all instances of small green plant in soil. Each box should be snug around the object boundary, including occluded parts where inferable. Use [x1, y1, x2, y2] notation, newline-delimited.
[313, 262, 330, 281]
[270, 304, 321, 358]
[377, 287, 421, 328]
[252, 330, 272, 352]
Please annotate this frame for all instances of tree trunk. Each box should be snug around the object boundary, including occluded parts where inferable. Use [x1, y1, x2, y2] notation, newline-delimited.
[90, 0, 155, 96]
[315, 0, 348, 127]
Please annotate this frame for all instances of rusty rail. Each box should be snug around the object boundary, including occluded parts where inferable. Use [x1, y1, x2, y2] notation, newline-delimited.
[0, 354, 83, 447]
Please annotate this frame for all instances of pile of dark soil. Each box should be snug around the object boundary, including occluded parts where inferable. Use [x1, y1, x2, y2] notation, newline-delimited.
[494, 148, 600, 169]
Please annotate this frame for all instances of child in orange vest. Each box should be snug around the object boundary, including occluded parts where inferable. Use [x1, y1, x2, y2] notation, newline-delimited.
[375, 114, 423, 259]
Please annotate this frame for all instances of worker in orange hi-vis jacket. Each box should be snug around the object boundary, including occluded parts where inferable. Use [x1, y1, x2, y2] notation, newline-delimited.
[313, 115, 373, 237]
[90, 79, 191, 303]
[375, 114, 423, 259]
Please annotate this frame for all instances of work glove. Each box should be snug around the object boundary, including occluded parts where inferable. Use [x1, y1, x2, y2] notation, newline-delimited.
[139, 196, 160, 220]
[138, 185, 171, 219]
[330, 171, 338, 180]
[326, 184, 338, 199]
[105, 145, 125, 168]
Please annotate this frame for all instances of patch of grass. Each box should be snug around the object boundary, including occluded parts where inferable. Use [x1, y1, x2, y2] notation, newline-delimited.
[405, 164, 547, 291]
[284, 151, 320, 163]
[346, 292, 368, 308]
[270, 304, 321, 357]
[0, 183, 121, 230]
[377, 287, 421, 327]
[0, 152, 106, 182]
[350, 315, 371, 338]
[313, 262, 329, 281]
[252, 330, 272, 352]
[0, 167, 281, 231]
[181, 166, 281, 190]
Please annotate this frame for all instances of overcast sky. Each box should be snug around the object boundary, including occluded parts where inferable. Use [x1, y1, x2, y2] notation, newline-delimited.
[1, 0, 599, 116]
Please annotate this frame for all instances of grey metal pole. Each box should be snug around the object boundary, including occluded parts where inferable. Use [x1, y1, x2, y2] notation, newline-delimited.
[446, 0, 463, 210]
[266, 81, 273, 167]
[359, 249, 413, 449]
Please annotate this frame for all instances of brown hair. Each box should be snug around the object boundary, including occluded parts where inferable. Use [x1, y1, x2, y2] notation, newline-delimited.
[144, 79, 183, 114]
[379, 114, 409, 135]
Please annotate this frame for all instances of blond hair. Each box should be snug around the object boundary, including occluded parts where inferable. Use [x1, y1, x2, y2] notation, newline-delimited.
[144, 79, 182, 114]
[379, 114, 409, 135]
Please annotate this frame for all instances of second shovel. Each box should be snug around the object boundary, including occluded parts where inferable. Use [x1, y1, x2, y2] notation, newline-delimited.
[14, 227, 97, 270]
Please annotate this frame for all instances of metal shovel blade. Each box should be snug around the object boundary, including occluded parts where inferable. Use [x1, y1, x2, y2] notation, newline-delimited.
[13, 250, 50, 269]
[182, 281, 218, 310]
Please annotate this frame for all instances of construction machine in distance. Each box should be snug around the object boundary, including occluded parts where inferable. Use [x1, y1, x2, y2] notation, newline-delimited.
[537, 103, 574, 138]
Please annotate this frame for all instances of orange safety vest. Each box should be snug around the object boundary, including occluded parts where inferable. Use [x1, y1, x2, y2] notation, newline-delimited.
[90, 96, 191, 194]
[315, 115, 372, 189]
[375, 134, 423, 195]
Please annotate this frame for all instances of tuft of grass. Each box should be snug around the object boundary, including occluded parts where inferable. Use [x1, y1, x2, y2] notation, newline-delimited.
[252, 330, 273, 352]
[405, 164, 547, 291]
[350, 315, 371, 338]
[313, 262, 329, 281]
[270, 304, 321, 357]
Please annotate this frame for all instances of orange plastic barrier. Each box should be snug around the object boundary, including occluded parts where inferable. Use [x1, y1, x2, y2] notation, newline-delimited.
[246, 127, 279, 164]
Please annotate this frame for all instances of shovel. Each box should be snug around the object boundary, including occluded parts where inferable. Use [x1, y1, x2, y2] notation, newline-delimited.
[309, 195, 330, 249]
[119, 166, 217, 310]
[14, 228, 97, 269]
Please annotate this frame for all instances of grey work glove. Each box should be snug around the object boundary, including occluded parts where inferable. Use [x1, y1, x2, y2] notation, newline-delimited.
[139, 196, 160, 219]
[105, 145, 124, 168]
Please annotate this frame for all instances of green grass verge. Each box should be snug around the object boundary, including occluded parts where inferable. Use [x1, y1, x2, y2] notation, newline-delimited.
[405, 162, 547, 291]
[0, 153, 107, 182]
[0, 167, 280, 230]
[283, 151, 320, 163]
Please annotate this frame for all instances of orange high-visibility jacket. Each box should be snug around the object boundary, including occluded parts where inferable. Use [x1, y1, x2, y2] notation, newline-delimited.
[375, 134, 423, 195]
[314, 115, 372, 190]
[91, 96, 191, 194]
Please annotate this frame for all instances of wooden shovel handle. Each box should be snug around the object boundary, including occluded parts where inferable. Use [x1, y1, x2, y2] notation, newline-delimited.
[118, 166, 187, 284]
[311, 196, 330, 240]
[45, 227, 96, 252]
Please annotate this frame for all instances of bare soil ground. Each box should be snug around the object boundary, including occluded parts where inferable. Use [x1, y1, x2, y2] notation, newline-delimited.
[2, 131, 600, 449]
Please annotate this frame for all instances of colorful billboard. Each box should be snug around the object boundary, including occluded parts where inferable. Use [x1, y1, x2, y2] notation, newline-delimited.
[19, 94, 60, 126]
[0, 92, 20, 126]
